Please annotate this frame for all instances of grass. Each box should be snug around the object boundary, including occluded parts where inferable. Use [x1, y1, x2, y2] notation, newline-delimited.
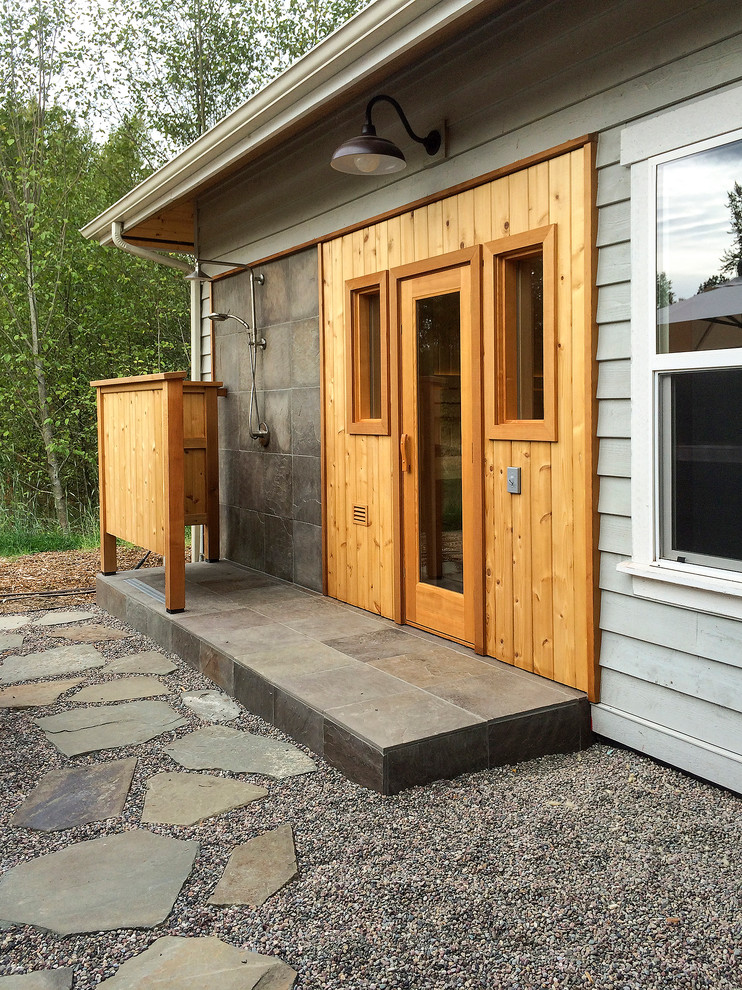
[0, 508, 100, 558]
[0, 515, 194, 558]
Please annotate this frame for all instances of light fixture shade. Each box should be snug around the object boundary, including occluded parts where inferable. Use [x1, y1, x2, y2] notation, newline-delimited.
[330, 133, 407, 175]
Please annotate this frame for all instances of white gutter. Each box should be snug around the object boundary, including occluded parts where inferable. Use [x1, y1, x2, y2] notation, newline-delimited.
[82, 0, 505, 245]
[110, 221, 193, 273]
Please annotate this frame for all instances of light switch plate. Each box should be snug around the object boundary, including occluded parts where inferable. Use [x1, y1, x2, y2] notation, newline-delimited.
[506, 466, 521, 494]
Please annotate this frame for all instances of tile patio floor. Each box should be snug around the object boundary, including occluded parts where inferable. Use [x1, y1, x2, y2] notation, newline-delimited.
[97, 562, 591, 793]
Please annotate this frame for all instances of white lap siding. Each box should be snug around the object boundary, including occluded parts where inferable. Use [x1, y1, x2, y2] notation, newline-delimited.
[593, 130, 742, 794]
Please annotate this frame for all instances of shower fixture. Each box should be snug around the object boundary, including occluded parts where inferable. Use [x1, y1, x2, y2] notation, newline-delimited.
[207, 287, 269, 445]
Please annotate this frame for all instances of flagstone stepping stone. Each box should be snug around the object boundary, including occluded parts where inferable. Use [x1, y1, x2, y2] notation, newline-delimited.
[34, 700, 188, 757]
[12, 758, 137, 831]
[95, 936, 296, 989]
[0, 969, 73, 989]
[32, 610, 95, 627]
[165, 725, 317, 779]
[70, 677, 168, 704]
[0, 644, 106, 684]
[0, 615, 26, 632]
[45, 623, 131, 644]
[180, 689, 241, 722]
[0, 830, 198, 935]
[141, 772, 267, 826]
[0, 635, 24, 655]
[209, 825, 298, 907]
[106, 652, 177, 675]
[0, 679, 83, 709]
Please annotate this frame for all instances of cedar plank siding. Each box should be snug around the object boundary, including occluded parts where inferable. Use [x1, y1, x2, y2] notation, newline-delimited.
[194, 0, 742, 791]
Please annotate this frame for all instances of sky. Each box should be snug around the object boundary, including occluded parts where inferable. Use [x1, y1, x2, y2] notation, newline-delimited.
[657, 138, 742, 299]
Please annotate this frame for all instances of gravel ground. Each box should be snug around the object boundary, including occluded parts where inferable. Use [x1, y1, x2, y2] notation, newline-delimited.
[1, 605, 740, 989]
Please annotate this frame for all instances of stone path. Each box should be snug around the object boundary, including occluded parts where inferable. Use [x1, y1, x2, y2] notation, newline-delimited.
[0, 970, 73, 989]
[180, 688, 241, 722]
[165, 725, 318, 778]
[32, 611, 95, 627]
[0, 831, 198, 934]
[0, 679, 83, 709]
[0, 633, 24, 651]
[141, 771, 267, 826]
[0, 611, 308, 985]
[94, 936, 297, 989]
[70, 676, 168, 703]
[0, 615, 26, 632]
[12, 759, 137, 831]
[34, 700, 188, 756]
[209, 825, 298, 907]
[43, 623, 131, 644]
[0, 644, 106, 684]
[105, 652, 177, 674]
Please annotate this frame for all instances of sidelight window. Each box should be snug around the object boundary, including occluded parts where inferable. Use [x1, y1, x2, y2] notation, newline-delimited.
[484, 225, 557, 441]
[346, 272, 389, 435]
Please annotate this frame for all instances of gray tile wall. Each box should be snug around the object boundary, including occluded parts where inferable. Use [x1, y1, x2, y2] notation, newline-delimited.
[213, 248, 322, 591]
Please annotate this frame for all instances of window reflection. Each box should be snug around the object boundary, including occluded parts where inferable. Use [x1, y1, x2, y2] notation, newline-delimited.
[657, 139, 742, 352]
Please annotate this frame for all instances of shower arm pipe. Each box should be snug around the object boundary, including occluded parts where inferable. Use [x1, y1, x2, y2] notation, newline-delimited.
[110, 222, 194, 273]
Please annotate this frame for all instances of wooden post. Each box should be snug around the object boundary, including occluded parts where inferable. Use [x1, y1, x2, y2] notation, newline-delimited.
[96, 386, 117, 575]
[203, 385, 221, 562]
[163, 376, 186, 613]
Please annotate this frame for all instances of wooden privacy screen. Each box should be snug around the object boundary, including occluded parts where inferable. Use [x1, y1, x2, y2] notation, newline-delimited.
[92, 372, 223, 612]
[321, 142, 599, 698]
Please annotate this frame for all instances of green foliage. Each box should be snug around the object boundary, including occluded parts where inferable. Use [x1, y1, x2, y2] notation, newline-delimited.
[0, 0, 368, 531]
[0, 99, 189, 524]
[0, 517, 100, 557]
[112, 0, 369, 156]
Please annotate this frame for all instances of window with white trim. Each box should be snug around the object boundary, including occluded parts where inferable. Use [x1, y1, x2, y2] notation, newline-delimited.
[620, 89, 742, 615]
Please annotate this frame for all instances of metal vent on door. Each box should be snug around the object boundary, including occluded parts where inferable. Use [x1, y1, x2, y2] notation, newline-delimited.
[353, 504, 370, 526]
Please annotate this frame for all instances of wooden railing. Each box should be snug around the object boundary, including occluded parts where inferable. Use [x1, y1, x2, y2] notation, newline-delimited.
[92, 372, 223, 612]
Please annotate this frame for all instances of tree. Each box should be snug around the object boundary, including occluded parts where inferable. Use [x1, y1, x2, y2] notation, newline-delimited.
[0, 2, 190, 528]
[720, 181, 742, 278]
[656, 271, 675, 307]
[0, 1, 94, 530]
[0, 0, 369, 528]
[0, 102, 190, 525]
[111, 0, 369, 157]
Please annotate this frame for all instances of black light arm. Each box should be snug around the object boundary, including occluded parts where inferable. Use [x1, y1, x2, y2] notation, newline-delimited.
[364, 95, 441, 157]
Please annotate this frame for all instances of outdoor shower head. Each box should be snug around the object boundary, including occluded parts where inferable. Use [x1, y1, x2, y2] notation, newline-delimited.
[206, 312, 250, 330]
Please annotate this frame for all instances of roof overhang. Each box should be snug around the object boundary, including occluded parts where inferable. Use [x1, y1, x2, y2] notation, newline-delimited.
[81, 0, 514, 250]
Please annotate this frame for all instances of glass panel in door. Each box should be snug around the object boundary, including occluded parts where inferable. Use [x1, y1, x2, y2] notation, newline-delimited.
[415, 291, 464, 594]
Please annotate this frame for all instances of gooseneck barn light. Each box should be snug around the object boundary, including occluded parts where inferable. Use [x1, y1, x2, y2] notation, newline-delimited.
[330, 94, 441, 175]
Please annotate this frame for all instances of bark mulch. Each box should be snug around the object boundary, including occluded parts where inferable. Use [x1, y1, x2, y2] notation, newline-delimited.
[0, 546, 171, 614]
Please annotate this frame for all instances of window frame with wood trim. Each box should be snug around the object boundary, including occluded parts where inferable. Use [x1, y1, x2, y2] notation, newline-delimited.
[483, 225, 557, 441]
[345, 271, 390, 435]
[619, 88, 742, 621]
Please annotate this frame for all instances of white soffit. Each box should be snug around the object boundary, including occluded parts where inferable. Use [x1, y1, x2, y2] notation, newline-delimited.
[82, 0, 509, 246]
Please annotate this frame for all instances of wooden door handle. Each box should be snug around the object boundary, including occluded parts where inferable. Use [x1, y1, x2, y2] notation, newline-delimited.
[400, 433, 410, 472]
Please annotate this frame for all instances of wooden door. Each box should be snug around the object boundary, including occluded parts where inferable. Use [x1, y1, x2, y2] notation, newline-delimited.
[396, 254, 483, 647]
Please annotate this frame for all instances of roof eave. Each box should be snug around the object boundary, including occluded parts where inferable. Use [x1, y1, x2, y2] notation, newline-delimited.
[82, 0, 504, 246]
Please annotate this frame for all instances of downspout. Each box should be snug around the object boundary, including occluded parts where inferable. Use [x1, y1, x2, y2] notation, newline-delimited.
[110, 221, 194, 273]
